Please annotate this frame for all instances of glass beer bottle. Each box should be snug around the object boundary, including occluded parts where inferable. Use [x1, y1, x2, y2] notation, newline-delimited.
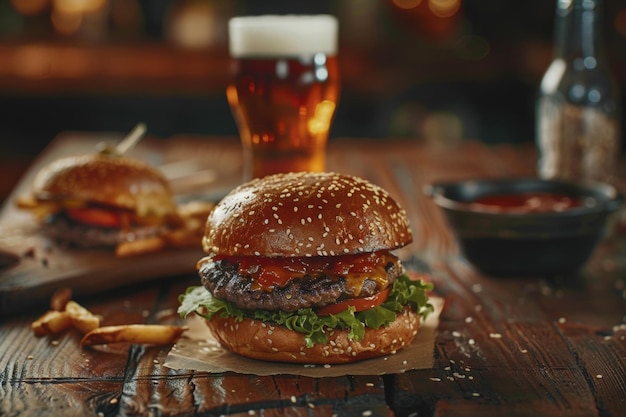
[227, 15, 340, 180]
[536, 0, 621, 183]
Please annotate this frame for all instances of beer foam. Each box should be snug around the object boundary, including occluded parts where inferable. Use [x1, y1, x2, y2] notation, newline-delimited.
[229, 15, 338, 58]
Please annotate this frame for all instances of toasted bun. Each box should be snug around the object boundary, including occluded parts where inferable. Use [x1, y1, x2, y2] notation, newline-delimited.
[206, 306, 420, 364]
[32, 153, 176, 217]
[203, 172, 412, 257]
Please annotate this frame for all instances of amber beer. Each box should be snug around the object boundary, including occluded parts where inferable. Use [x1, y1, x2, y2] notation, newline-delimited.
[227, 15, 340, 179]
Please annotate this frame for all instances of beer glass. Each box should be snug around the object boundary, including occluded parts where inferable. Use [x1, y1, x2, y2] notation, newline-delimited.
[227, 15, 340, 179]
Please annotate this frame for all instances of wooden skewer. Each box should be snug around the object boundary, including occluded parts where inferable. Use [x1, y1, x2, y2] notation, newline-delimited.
[115, 122, 147, 155]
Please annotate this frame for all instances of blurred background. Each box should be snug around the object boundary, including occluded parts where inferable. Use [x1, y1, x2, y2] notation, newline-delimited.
[0, 0, 625, 194]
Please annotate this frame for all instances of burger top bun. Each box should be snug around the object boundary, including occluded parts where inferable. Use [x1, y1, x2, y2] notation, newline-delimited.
[32, 153, 176, 217]
[203, 171, 412, 257]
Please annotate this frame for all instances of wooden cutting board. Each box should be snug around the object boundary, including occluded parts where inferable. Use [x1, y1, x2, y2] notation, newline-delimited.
[0, 132, 243, 315]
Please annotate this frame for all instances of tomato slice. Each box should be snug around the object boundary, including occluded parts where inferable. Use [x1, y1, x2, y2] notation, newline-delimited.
[316, 287, 391, 316]
[66, 207, 124, 228]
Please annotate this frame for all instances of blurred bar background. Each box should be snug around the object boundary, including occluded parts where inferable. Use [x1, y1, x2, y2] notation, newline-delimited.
[0, 0, 625, 196]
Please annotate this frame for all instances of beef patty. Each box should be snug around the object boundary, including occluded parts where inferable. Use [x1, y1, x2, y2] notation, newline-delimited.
[199, 256, 403, 312]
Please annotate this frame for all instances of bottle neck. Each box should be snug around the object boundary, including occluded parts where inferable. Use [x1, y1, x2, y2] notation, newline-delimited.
[553, 0, 605, 61]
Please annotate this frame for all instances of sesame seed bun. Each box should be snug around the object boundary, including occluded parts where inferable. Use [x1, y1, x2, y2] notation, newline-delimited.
[32, 153, 176, 217]
[206, 306, 420, 364]
[203, 171, 412, 257]
[189, 171, 428, 364]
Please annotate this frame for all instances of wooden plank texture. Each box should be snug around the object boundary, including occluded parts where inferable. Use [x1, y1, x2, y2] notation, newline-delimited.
[1, 135, 624, 417]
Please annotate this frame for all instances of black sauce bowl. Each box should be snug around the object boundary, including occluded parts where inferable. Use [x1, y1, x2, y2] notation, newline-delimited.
[425, 178, 623, 277]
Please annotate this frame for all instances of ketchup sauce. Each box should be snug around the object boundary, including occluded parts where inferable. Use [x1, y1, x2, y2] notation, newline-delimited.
[469, 192, 583, 213]
[214, 251, 394, 292]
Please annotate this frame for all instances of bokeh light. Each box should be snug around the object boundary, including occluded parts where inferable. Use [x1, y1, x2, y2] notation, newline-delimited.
[51, 8, 83, 35]
[429, 0, 460, 18]
[615, 6, 626, 38]
[392, 0, 423, 10]
[52, 0, 107, 15]
[11, 0, 49, 16]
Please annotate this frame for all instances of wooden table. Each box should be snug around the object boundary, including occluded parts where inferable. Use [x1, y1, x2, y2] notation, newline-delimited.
[1, 134, 625, 417]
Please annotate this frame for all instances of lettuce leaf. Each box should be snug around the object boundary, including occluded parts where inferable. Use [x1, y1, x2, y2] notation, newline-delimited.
[178, 274, 434, 347]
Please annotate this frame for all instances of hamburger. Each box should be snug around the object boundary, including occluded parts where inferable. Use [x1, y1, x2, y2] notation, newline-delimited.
[178, 171, 433, 364]
[16, 149, 183, 255]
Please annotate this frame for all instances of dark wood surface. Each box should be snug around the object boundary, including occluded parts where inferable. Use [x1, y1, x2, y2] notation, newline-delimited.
[1, 135, 625, 417]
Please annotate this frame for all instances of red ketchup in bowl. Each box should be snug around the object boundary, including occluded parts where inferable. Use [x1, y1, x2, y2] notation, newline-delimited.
[469, 192, 583, 213]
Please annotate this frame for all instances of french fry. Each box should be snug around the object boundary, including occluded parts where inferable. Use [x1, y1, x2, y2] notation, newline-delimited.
[31, 310, 72, 336]
[65, 301, 100, 334]
[161, 200, 215, 248]
[176, 200, 215, 220]
[15, 198, 59, 221]
[14, 195, 38, 209]
[80, 324, 187, 347]
[115, 236, 167, 258]
[161, 227, 202, 248]
[50, 288, 72, 311]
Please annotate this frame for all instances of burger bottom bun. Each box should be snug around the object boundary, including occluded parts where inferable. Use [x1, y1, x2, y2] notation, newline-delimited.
[205, 307, 421, 364]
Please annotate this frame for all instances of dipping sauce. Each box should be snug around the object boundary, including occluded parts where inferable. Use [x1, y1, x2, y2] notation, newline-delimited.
[470, 192, 584, 213]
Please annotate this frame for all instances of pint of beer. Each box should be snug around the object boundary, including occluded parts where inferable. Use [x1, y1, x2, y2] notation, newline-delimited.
[227, 15, 340, 179]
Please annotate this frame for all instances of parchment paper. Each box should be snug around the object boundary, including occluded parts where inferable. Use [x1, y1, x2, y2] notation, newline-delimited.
[163, 297, 443, 377]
